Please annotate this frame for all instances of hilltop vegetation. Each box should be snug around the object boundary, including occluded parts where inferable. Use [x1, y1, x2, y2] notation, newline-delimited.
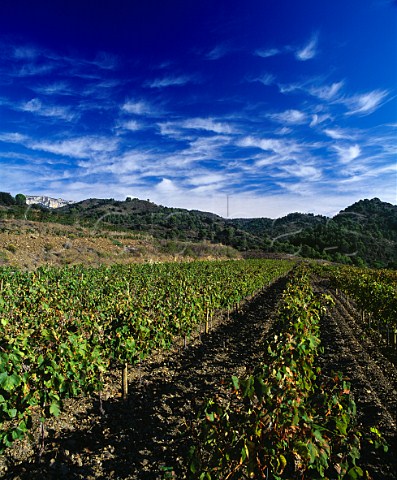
[0, 193, 396, 268]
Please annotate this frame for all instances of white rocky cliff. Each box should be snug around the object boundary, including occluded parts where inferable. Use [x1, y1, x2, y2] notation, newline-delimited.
[25, 196, 75, 209]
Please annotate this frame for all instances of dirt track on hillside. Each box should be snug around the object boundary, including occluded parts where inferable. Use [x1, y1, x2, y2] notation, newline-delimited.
[1, 275, 396, 479]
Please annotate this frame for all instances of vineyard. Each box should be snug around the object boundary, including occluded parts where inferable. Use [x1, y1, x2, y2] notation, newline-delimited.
[0, 259, 396, 479]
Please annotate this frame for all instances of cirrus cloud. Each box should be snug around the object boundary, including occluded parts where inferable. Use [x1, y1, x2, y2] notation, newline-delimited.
[344, 89, 389, 116]
[295, 34, 319, 61]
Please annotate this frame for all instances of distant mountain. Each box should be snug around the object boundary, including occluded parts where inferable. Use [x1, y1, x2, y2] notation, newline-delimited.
[1, 193, 396, 268]
[25, 195, 75, 209]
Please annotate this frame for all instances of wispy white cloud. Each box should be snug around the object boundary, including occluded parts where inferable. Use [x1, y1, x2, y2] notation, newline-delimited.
[256, 34, 318, 63]
[279, 79, 344, 102]
[308, 81, 344, 100]
[324, 128, 355, 140]
[0, 132, 29, 144]
[255, 47, 281, 58]
[82, 150, 152, 175]
[187, 172, 226, 187]
[121, 99, 159, 116]
[30, 136, 119, 159]
[344, 89, 389, 116]
[238, 136, 302, 158]
[275, 127, 293, 135]
[128, 135, 232, 180]
[0, 42, 118, 83]
[157, 122, 183, 139]
[363, 127, 397, 157]
[276, 180, 319, 196]
[32, 82, 74, 96]
[281, 163, 322, 181]
[21, 98, 45, 113]
[105, 135, 232, 181]
[334, 144, 361, 163]
[19, 98, 76, 121]
[185, 118, 235, 134]
[268, 109, 308, 125]
[340, 163, 397, 184]
[295, 34, 318, 61]
[13, 63, 55, 77]
[310, 114, 331, 127]
[81, 79, 123, 100]
[206, 44, 230, 60]
[176, 135, 232, 163]
[248, 73, 276, 86]
[145, 75, 195, 88]
[89, 51, 118, 70]
[277, 79, 389, 119]
[12, 46, 40, 60]
[119, 120, 143, 131]
[157, 117, 237, 140]
[278, 82, 300, 95]
[156, 178, 179, 194]
[254, 154, 281, 167]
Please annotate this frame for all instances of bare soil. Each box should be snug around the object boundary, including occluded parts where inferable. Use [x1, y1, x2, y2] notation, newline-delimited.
[0, 275, 396, 479]
[315, 279, 397, 480]
[0, 219, 239, 270]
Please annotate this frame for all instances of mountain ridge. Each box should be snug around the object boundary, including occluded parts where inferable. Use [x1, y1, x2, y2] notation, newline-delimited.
[1, 193, 396, 268]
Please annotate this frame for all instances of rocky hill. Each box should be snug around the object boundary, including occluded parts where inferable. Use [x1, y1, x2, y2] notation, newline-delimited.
[0, 193, 396, 268]
[25, 195, 75, 209]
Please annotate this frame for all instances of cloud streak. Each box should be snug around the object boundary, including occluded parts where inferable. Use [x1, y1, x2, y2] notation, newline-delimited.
[295, 34, 318, 61]
[344, 89, 389, 116]
[29, 136, 119, 159]
[159, 117, 237, 136]
[268, 109, 308, 125]
[121, 99, 160, 116]
[255, 47, 281, 58]
[334, 144, 361, 163]
[206, 44, 231, 60]
[20, 98, 76, 121]
[145, 75, 196, 88]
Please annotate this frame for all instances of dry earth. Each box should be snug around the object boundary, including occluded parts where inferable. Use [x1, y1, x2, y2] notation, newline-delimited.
[0, 219, 238, 270]
[0, 275, 396, 479]
[316, 279, 397, 480]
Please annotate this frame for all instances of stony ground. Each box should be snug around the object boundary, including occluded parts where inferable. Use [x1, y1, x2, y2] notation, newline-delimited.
[0, 275, 396, 479]
[0, 219, 238, 270]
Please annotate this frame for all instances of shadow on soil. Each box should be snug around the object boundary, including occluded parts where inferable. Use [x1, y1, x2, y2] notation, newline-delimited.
[5, 278, 288, 480]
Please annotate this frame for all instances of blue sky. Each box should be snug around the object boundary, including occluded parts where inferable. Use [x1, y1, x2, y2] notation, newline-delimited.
[0, 0, 396, 218]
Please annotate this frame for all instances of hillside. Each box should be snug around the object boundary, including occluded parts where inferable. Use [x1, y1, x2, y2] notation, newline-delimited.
[0, 218, 240, 270]
[0, 194, 396, 268]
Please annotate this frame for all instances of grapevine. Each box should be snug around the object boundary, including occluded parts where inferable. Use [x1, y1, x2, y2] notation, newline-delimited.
[0, 259, 292, 452]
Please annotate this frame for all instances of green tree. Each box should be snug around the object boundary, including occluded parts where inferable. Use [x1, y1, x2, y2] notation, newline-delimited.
[15, 193, 26, 206]
[0, 192, 15, 206]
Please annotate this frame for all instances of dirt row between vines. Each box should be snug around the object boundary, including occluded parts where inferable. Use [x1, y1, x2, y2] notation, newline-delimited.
[1, 274, 396, 479]
[315, 279, 397, 480]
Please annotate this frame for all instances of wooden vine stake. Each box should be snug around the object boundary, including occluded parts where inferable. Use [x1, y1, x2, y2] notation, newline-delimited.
[122, 363, 128, 400]
[205, 310, 209, 334]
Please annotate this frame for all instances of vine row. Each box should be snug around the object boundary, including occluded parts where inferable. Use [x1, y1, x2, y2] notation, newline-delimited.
[0, 258, 292, 453]
[189, 267, 382, 479]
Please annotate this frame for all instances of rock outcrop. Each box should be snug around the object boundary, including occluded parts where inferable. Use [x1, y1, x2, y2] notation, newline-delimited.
[25, 195, 75, 209]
